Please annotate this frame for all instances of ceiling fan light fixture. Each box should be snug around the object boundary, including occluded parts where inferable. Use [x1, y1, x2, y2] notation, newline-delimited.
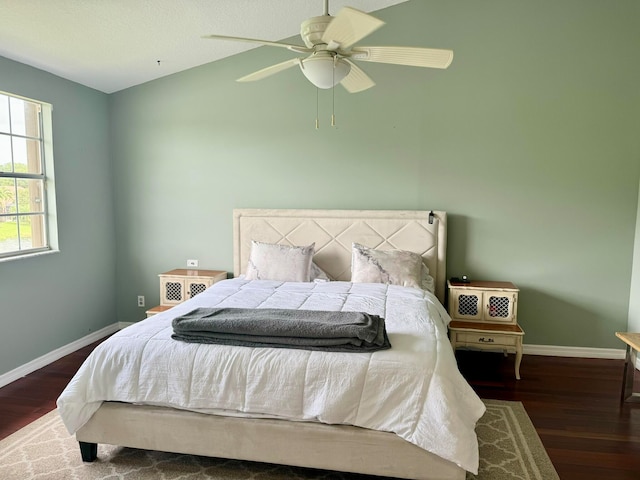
[300, 55, 351, 89]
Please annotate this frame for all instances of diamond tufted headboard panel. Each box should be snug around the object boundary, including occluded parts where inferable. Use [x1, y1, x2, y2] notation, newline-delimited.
[233, 209, 447, 304]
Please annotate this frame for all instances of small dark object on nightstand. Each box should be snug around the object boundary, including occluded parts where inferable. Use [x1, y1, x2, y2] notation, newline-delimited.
[450, 276, 471, 284]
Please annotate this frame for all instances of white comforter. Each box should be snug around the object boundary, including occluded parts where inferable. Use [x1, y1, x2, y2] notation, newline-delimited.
[57, 278, 485, 473]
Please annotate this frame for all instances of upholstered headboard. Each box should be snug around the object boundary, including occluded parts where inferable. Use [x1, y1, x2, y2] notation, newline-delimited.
[233, 209, 447, 303]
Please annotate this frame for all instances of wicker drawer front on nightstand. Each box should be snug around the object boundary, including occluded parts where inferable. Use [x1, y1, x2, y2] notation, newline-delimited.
[159, 269, 227, 306]
[448, 280, 519, 325]
[146, 268, 227, 318]
[457, 332, 517, 347]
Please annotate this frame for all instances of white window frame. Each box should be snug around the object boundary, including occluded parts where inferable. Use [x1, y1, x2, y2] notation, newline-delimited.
[0, 91, 58, 261]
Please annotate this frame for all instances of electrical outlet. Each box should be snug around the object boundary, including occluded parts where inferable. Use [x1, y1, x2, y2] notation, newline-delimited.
[137, 295, 145, 307]
[187, 259, 199, 267]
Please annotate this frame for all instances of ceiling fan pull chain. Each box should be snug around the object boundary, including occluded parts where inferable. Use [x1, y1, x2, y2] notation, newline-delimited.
[331, 57, 336, 127]
[331, 90, 336, 127]
[316, 87, 320, 129]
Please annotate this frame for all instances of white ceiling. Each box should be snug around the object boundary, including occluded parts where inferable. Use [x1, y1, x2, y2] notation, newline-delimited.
[0, 0, 408, 94]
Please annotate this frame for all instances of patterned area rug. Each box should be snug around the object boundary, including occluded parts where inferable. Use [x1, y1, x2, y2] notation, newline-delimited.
[0, 399, 558, 480]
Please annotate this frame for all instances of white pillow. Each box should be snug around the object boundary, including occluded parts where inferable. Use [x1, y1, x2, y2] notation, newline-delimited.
[310, 262, 331, 282]
[351, 243, 425, 290]
[420, 265, 435, 293]
[245, 241, 315, 282]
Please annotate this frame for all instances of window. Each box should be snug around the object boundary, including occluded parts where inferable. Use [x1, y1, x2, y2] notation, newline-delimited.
[0, 91, 57, 260]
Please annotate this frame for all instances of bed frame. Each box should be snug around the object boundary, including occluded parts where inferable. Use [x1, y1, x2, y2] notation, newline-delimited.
[76, 209, 466, 480]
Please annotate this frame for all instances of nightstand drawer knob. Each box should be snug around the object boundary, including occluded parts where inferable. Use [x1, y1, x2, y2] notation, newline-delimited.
[478, 337, 495, 343]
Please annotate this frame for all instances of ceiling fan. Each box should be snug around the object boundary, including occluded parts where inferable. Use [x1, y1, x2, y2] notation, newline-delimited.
[203, 0, 453, 93]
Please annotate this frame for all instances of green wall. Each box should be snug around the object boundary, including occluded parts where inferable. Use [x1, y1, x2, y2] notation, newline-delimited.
[111, 0, 640, 349]
[0, 57, 116, 376]
[2, 0, 640, 381]
[629, 176, 640, 332]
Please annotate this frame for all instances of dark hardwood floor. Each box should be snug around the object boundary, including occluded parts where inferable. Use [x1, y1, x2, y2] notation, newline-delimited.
[0, 339, 105, 440]
[456, 350, 640, 480]
[1, 340, 639, 479]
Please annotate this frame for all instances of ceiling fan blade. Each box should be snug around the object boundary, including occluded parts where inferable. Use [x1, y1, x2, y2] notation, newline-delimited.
[237, 58, 301, 83]
[202, 34, 312, 54]
[321, 7, 385, 49]
[340, 60, 375, 93]
[350, 46, 454, 69]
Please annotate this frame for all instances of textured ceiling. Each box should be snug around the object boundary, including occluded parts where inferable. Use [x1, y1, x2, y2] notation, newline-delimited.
[0, 0, 408, 94]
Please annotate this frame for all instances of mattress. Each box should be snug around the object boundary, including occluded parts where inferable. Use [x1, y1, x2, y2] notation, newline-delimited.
[57, 278, 486, 473]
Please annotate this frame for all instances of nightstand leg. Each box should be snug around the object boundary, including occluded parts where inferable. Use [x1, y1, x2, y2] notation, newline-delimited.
[515, 341, 522, 380]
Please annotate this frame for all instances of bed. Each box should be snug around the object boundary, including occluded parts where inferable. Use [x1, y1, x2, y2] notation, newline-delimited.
[57, 209, 485, 480]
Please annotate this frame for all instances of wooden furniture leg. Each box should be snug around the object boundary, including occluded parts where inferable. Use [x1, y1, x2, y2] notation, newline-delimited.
[615, 332, 640, 404]
[79, 441, 97, 462]
[620, 344, 640, 404]
[515, 340, 523, 380]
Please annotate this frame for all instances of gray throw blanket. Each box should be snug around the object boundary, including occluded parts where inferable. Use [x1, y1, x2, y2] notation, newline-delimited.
[171, 307, 391, 352]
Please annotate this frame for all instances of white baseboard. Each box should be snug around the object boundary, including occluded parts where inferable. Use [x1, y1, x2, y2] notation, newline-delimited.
[0, 333, 630, 390]
[0, 323, 121, 389]
[524, 343, 626, 360]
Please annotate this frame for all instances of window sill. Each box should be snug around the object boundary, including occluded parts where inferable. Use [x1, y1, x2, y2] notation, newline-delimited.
[0, 249, 60, 263]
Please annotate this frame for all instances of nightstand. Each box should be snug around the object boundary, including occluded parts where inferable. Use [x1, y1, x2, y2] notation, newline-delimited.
[146, 268, 227, 317]
[448, 280, 518, 324]
[447, 280, 524, 379]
